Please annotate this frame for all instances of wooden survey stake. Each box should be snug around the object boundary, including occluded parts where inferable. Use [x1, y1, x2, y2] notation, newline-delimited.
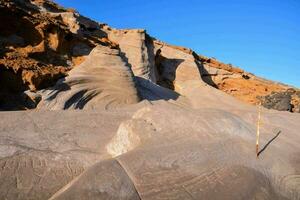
[256, 102, 262, 157]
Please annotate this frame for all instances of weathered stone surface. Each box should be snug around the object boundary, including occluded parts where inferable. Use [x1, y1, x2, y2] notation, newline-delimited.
[259, 88, 300, 112]
[292, 91, 300, 112]
[197, 56, 291, 106]
[0, 0, 299, 112]
[1, 94, 300, 200]
[38, 45, 140, 110]
[21, 90, 42, 109]
[0, 1, 300, 199]
[105, 28, 157, 82]
[153, 41, 204, 92]
[261, 92, 292, 111]
[50, 159, 141, 200]
[0, 107, 140, 199]
[0, 0, 116, 110]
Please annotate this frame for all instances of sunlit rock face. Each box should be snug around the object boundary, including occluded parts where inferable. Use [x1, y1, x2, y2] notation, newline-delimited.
[0, 1, 300, 200]
[38, 45, 140, 110]
[0, 0, 118, 110]
[1, 98, 300, 199]
[1, 0, 298, 112]
[104, 28, 157, 83]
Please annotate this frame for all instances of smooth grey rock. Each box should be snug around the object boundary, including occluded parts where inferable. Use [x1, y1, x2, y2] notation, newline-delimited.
[1, 90, 300, 199]
[38, 45, 140, 110]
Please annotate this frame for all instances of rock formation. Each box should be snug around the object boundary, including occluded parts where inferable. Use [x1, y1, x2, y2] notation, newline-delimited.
[259, 88, 300, 112]
[198, 55, 291, 105]
[0, 0, 300, 200]
[1, 0, 299, 112]
[1, 95, 300, 200]
[105, 28, 157, 82]
[0, 0, 116, 110]
[38, 45, 140, 110]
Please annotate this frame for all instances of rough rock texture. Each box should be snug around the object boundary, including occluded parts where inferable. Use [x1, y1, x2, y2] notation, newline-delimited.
[198, 55, 292, 105]
[291, 91, 300, 112]
[0, 0, 116, 110]
[259, 88, 300, 113]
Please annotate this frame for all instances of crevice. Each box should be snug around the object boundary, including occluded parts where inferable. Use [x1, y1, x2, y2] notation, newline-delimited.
[145, 34, 158, 82]
[154, 48, 184, 90]
[192, 53, 218, 88]
[182, 185, 196, 200]
[115, 158, 142, 200]
[0, 66, 27, 92]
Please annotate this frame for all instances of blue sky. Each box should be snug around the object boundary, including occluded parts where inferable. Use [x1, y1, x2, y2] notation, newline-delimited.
[56, 0, 300, 87]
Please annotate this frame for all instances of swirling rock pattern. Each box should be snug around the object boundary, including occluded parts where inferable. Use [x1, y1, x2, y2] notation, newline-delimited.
[38, 45, 140, 110]
[1, 1, 300, 200]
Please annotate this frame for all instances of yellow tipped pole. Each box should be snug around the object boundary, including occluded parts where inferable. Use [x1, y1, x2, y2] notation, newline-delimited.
[256, 102, 262, 158]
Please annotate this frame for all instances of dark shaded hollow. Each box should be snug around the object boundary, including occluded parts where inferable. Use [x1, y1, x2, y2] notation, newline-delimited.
[0, 7, 43, 47]
[154, 49, 185, 90]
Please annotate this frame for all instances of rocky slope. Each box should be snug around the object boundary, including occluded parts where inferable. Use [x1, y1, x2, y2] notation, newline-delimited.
[0, 0, 116, 109]
[38, 45, 140, 110]
[0, 1, 300, 200]
[1, 90, 300, 200]
[0, 0, 299, 112]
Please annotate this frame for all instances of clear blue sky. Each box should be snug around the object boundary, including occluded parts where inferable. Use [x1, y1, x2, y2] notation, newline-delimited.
[56, 0, 300, 87]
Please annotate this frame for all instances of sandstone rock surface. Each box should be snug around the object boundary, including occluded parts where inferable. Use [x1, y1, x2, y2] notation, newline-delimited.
[0, 0, 115, 109]
[38, 45, 140, 110]
[1, 0, 299, 112]
[105, 28, 157, 82]
[1, 95, 300, 199]
[0, 1, 300, 200]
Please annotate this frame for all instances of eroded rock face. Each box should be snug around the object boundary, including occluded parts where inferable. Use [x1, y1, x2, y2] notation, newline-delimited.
[259, 89, 300, 112]
[197, 55, 292, 105]
[153, 41, 204, 92]
[0, 0, 116, 110]
[153, 45, 300, 111]
[0, 1, 300, 199]
[38, 45, 140, 110]
[1, 0, 299, 112]
[1, 98, 300, 199]
[104, 28, 157, 82]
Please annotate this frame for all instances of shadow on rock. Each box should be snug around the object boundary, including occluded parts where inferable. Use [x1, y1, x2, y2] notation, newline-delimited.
[135, 76, 180, 101]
